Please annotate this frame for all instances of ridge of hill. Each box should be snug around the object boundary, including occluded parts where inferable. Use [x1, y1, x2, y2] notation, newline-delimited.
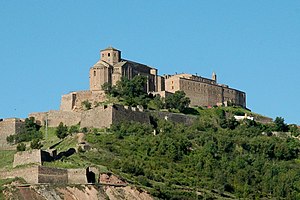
[1, 106, 300, 199]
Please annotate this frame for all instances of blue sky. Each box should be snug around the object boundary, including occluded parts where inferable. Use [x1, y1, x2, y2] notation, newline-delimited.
[0, 1, 299, 124]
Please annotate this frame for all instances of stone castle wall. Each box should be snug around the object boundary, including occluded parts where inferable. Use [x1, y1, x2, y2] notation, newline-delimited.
[0, 166, 39, 184]
[151, 111, 197, 126]
[1, 165, 99, 184]
[0, 118, 24, 149]
[13, 149, 42, 167]
[80, 105, 113, 128]
[29, 110, 81, 127]
[112, 105, 150, 126]
[30, 104, 196, 129]
[13, 149, 54, 168]
[67, 169, 87, 184]
[60, 90, 107, 111]
[38, 166, 68, 184]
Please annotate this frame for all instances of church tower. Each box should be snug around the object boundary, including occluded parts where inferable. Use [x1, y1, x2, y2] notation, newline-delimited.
[100, 46, 121, 66]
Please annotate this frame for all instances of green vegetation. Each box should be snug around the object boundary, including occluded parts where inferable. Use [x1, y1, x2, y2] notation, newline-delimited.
[82, 100, 92, 110]
[30, 139, 43, 149]
[102, 76, 151, 107]
[79, 110, 300, 199]
[56, 122, 68, 139]
[102, 75, 191, 112]
[0, 178, 14, 200]
[0, 150, 15, 169]
[6, 117, 42, 145]
[16, 143, 26, 151]
[165, 91, 190, 112]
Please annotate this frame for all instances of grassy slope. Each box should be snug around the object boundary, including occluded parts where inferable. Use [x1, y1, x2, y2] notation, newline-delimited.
[0, 150, 15, 170]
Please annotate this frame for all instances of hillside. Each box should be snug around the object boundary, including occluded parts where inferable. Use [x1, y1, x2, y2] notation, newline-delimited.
[1, 106, 300, 199]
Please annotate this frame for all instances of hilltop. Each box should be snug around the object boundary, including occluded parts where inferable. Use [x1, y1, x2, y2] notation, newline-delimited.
[1, 104, 300, 199]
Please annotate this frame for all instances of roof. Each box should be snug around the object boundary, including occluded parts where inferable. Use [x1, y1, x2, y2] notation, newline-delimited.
[100, 46, 120, 52]
[92, 60, 111, 68]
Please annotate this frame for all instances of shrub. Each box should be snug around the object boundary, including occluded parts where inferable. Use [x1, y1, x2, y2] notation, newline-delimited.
[69, 125, 79, 134]
[82, 100, 92, 110]
[16, 143, 26, 151]
[6, 135, 15, 144]
[30, 139, 43, 149]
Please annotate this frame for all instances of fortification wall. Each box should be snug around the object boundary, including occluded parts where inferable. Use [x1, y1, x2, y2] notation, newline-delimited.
[13, 149, 42, 167]
[38, 166, 68, 184]
[60, 92, 76, 111]
[0, 118, 24, 149]
[0, 166, 39, 184]
[112, 105, 150, 125]
[29, 110, 81, 127]
[60, 90, 107, 111]
[67, 169, 87, 184]
[81, 106, 113, 128]
[152, 111, 197, 126]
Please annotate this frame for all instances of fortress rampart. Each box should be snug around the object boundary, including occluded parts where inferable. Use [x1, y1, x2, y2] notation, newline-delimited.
[0, 118, 24, 149]
[29, 104, 196, 129]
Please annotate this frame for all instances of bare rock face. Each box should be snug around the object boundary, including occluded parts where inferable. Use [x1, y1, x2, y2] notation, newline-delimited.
[104, 186, 154, 200]
[2, 183, 154, 200]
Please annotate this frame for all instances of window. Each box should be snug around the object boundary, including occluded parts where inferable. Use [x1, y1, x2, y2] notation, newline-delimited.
[94, 71, 96, 76]
[108, 53, 110, 57]
[102, 53, 104, 57]
[171, 86, 174, 90]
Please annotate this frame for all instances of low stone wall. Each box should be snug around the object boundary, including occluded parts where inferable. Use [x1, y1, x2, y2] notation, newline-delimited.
[13, 149, 42, 168]
[38, 166, 68, 184]
[67, 169, 87, 184]
[13, 149, 54, 168]
[0, 166, 39, 184]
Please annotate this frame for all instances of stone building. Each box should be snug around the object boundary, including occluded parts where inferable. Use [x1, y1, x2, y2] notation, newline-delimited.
[60, 46, 246, 111]
[90, 46, 165, 93]
[163, 73, 246, 107]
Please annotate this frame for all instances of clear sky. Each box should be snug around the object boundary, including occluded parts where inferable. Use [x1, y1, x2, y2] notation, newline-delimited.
[0, 1, 299, 124]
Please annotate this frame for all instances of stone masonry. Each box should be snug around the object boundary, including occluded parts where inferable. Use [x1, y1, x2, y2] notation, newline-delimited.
[0, 118, 24, 148]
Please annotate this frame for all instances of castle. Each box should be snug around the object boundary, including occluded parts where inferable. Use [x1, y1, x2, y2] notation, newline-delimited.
[0, 46, 246, 147]
[60, 46, 246, 111]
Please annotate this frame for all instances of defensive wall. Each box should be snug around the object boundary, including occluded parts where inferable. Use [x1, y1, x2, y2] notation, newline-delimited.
[29, 110, 81, 127]
[13, 149, 54, 168]
[0, 118, 24, 149]
[60, 90, 107, 111]
[29, 104, 196, 129]
[0, 165, 99, 184]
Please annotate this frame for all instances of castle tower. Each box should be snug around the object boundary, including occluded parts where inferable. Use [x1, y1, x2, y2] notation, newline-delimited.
[100, 46, 121, 66]
[212, 72, 217, 82]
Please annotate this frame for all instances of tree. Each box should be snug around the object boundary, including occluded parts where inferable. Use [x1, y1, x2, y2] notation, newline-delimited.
[274, 117, 288, 132]
[165, 91, 190, 112]
[30, 139, 43, 149]
[56, 122, 68, 139]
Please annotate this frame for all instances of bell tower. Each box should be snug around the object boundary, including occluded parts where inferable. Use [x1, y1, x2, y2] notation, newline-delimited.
[100, 46, 121, 66]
